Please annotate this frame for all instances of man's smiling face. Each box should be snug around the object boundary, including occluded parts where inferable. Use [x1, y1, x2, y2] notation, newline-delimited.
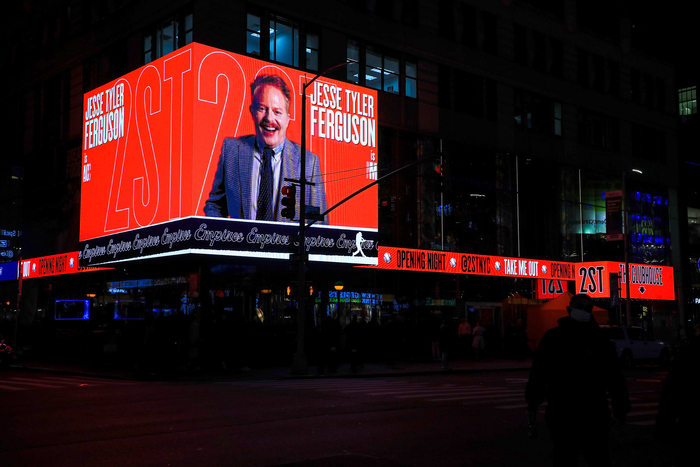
[250, 84, 290, 149]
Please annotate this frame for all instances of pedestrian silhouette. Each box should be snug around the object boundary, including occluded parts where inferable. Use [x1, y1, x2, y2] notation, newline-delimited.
[438, 317, 453, 370]
[472, 319, 486, 361]
[458, 317, 472, 359]
[655, 335, 700, 466]
[317, 314, 341, 374]
[525, 293, 630, 466]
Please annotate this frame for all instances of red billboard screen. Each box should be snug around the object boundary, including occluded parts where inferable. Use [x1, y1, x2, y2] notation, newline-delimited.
[79, 43, 378, 265]
[574, 262, 675, 301]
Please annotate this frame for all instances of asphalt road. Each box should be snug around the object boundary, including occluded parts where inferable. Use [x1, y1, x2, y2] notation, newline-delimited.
[0, 368, 674, 466]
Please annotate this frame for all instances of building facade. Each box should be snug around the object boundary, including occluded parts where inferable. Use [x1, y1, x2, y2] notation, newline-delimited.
[0, 0, 683, 368]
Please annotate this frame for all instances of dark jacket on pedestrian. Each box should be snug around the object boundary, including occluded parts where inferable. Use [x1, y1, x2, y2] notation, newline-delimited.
[655, 339, 700, 465]
[526, 315, 630, 423]
[438, 321, 453, 354]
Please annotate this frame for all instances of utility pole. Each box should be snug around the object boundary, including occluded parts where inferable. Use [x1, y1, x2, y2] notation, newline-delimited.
[289, 63, 441, 375]
[291, 62, 353, 375]
[623, 170, 632, 325]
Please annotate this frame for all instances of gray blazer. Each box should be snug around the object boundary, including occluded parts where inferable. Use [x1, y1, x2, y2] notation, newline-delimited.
[204, 136, 328, 224]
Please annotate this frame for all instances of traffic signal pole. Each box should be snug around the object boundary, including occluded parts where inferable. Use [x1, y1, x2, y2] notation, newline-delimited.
[290, 63, 438, 375]
[291, 62, 352, 375]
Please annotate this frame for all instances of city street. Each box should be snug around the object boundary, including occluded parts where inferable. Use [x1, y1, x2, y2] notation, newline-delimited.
[0, 368, 674, 466]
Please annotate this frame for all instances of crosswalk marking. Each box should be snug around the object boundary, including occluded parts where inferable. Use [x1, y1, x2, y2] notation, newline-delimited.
[429, 391, 524, 402]
[0, 383, 24, 390]
[230, 379, 531, 406]
[496, 402, 529, 409]
[367, 387, 512, 396]
[397, 389, 522, 399]
[225, 379, 662, 425]
[627, 410, 658, 417]
[5, 377, 64, 388]
[0, 375, 135, 391]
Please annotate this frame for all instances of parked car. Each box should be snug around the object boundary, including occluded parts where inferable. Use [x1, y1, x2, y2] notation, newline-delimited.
[599, 325, 671, 369]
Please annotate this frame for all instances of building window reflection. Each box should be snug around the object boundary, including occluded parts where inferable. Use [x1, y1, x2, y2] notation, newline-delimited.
[144, 12, 193, 64]
[679, 86, 697, 115]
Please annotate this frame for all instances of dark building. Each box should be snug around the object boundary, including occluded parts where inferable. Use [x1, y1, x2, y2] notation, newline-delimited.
[0, 1, 684, 369]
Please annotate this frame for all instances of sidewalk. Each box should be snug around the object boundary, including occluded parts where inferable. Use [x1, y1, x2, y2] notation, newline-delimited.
[10, 356, 532, 382]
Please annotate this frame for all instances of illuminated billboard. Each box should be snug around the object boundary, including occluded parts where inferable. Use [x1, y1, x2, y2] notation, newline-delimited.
[0, 261, 18, 282]
[79, 43, 378, 266]
[367, 247, 675, 301]
[55, 300, 90, 320]
[574, 261, 675, 301]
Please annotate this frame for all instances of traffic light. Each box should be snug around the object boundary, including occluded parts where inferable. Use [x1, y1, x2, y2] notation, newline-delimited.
[281, 185, 297, 220]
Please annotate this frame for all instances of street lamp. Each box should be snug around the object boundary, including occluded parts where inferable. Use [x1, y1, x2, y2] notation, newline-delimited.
[622, 168, 642, 326]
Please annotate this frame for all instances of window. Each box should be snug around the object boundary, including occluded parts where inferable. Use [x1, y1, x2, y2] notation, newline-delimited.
[405, 60, 417, 98]
[550, 39, 563, 77]
[592, 54, 605, 92]
[608, 61, 619, 97]
[577, 108, 618, 151]
[401, 0, 418, 26]
[347, 40, 415, 97]
[480, 11, 497, 55]
[439, 0, 454, 39]
[532, 31, 547, 72]
[246, 12, 318, 71]
[144, 12, 193, 64]
[440, 67, 496, 119]
[460, 4, 477, 47]
[514, 89, 560, 135]
[632, 124, 666, 163]
[553, 102, 562, 136]
[514, 24, 527, 66]
[270, 14, 299, 67]
[655, 77, 665, 111]
[347, 40, 360, 85]
[679, 86, 697, 115]
[306, 32, 319, 71]
[366, 46, 400, 94]
[688, 207, 700, 244]
[246, 14, 261, 56]
[577, 48, 590, 86]
[630, 68, 641, 104]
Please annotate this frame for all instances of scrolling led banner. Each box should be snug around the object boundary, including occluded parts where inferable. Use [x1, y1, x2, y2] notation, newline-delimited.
[370, 247, 576, 280]
[367, 247, 675, 301]
[20, 252, 110, 280]
[79, 217, 378, 267]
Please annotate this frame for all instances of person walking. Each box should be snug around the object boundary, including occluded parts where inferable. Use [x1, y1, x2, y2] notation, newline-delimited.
[654, 335, 700, 466]
[429, 316, 441, 361]
[525, 293, 630, 467]
[472, 319, 486, 361]
[438, 317, 453, 370]
[458, 317, 472, 359]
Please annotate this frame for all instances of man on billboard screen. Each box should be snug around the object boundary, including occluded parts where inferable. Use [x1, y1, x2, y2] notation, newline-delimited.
[204, 74, 327, 223]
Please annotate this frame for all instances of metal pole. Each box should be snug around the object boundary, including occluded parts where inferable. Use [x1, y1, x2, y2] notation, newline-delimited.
[623, 171, 632, 325]
[291, 80, 309, 375]
[291, 62, 352, 375]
